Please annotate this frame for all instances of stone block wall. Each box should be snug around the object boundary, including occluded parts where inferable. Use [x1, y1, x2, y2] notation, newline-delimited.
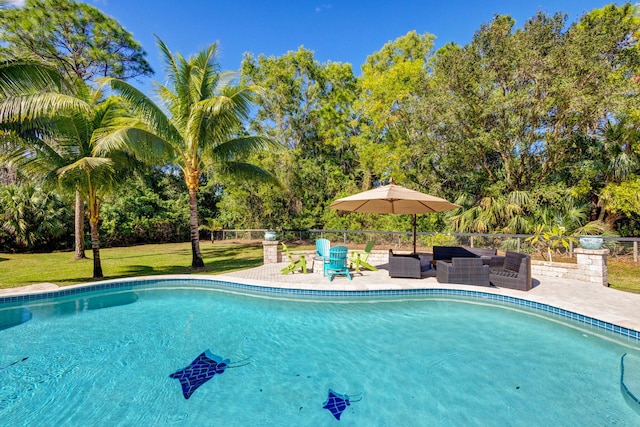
[531, 248, 609, 286]
[262, 241, 280, 264]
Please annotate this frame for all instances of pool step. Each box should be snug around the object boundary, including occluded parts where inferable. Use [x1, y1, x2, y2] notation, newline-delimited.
[621, 353, 640, 409]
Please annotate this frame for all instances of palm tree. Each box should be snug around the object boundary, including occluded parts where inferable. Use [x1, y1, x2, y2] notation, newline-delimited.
[0, 183, 70, 250]
[0, 69, 139, 278]
[0, 60, 90, 260]
[100, 38, 277, 268]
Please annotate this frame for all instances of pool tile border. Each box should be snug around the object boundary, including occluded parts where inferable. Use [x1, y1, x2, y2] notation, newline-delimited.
[2, 277, 639, 343]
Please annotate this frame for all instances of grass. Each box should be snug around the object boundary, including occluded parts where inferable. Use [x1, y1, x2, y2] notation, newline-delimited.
[529, 254, 640, 294]
[0, 242, 263, 289]
[1, 242, 639, 294]
[608, 259, 640, 294]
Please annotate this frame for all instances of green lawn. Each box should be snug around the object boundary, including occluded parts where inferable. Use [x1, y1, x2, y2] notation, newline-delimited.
[607, 259, 640, 294]
[1, 242, 639, 294]
[531, 256, 640, 294]
[0, 242, 264, 289]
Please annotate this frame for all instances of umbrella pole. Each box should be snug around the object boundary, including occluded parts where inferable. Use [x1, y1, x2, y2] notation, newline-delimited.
[413, 214, 417, 254]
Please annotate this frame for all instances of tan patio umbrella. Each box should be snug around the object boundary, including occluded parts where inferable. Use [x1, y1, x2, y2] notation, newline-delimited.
[328, 181, 461, 253]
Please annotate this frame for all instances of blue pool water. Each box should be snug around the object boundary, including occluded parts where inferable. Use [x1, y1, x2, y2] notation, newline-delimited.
[1, 280, 639, 425]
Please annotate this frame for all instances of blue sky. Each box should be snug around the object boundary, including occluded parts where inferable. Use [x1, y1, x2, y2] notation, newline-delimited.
[10, 0, 618, 83]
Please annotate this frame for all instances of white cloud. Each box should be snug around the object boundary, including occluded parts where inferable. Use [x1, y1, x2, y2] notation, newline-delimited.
[315, 4, 332, 13]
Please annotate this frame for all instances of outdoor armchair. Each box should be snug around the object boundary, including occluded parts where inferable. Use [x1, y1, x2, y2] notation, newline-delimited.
[280, 243, 307, 274]
[326, 245, 352, 282]
[489, 251, 532, 291]
[312, 238, 330, 276]
[388, 249, 421, 278]
[349, 241, 378, 273]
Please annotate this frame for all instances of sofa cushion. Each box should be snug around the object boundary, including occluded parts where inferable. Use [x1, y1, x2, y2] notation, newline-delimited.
[433, 246, 496, 261]
[418, 253, 432, 271]
[433, 246, 477, 260]
[490, 268, 519, 278]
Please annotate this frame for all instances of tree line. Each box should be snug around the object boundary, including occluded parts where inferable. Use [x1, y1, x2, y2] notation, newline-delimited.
[1, 0, 639, 278]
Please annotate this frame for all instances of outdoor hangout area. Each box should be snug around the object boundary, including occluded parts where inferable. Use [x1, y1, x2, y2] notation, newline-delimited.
[265, 239, 610, 292]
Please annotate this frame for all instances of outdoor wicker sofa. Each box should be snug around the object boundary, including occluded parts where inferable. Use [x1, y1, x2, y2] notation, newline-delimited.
[436, 257, 490, 286]
[489, 251, 532, 291]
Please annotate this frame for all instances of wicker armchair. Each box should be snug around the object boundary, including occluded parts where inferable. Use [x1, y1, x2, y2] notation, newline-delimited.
[436, 257, 490, 286]
[388, 250, 421, 278]
[489, 251, 532, 291]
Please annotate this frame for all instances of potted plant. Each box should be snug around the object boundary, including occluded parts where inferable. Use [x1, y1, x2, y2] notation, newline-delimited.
[264, 229, 277, 241]
[578, 236, 604, 249]
[574, 220, 612, 250]
[526, 225, 577, 264]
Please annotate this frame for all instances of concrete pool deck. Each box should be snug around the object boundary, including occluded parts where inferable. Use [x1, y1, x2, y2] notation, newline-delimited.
[3, 261, 640, 332]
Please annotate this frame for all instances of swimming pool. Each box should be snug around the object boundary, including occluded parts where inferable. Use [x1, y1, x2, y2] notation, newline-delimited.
[1, 278, 639, 425]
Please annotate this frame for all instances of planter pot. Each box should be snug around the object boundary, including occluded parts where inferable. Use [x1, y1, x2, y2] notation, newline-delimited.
[264, 230, 277, 241]
[579, 236, 603, 250]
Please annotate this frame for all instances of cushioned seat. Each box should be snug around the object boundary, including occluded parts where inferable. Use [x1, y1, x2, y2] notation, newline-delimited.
[490, 268, 519, 278]
[489, 251, 532, 291]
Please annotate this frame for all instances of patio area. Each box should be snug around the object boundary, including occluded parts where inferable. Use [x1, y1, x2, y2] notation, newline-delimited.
[220, 260, 640, 332]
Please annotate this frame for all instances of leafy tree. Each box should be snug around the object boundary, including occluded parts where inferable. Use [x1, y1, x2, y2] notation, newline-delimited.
[101, 38, 276, 268]
[233, 48, 359, 229]
[100, 170, 190, 246]
[0, 60, 61, 185]
[411, 5, 640, 235]
[0, 183, 71, 251]
[0, 0, 152, 259]
[424, 13, 569, 193]
[199, 217, 222, 243]
[0, 0, 152, 82]
[0, 75, 141, 277]
[355, 31, 434, 187]
[599, 177, 640, 229]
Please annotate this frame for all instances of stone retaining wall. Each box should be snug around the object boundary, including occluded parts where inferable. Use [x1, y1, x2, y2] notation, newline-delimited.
[532, 248, 609, 286]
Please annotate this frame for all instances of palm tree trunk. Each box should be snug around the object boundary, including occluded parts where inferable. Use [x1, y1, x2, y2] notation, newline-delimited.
[189, 187, 204, 268]
[74, 190, 86, 260]
[90, 219, 103, 278]
[87, 186, 103, 278]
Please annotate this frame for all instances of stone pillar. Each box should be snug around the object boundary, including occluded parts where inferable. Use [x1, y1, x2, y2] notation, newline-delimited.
[263, 240, 280, 265]
[575, 248, 609, 286]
